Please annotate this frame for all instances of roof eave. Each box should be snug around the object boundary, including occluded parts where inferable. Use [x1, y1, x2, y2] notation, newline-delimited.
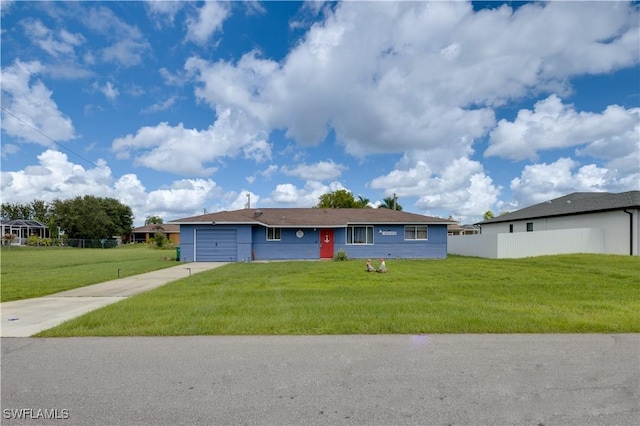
[476, 205, 640, 226]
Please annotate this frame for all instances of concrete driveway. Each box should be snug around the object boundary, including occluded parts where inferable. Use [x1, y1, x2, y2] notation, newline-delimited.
[0, 262, 227, 337]
[1, 334, 638, 425]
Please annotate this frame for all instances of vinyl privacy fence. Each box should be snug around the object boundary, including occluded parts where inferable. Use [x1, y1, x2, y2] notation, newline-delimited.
[447, 228, 604, 259]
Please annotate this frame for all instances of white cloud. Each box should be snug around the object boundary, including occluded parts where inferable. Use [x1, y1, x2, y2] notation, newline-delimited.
[369, 157, 500, 222]
[144, 0, 184, 27]
[266, 180, 344, 207]
[111, 108, 271, 176]
[243, 1, 266, 17]
[0, 150, 112, 202]
[1, 60, 76, 145]
[21, 18, 86, 57]
[185, 1, 231, 45]
[185, 51, 278, 124]
[141, 96, 177, 114]
[222, 190, 260, 211]
[0, 149, 223, 225]
[181, 1, 638, 160]
[100, 81, 119, 100]
[160, 67, 188, 86]
[1, 0, 15, 16]
[509, 157, 619, 208]
[1, 143, 20, 158]
[83, 6, 150, 67]
[246, 165, 278, 184]
[101, 39, 150, 67]
[83, 6, 142, 39]
[281, 159, 347, 180]
[486, 95, 640, 161]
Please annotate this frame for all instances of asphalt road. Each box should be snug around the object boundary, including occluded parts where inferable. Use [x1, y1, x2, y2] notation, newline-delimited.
[2, 334, 638, 425]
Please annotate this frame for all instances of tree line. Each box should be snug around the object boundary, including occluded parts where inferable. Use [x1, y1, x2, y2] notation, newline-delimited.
[1, 190, 399, 240]
[317, 189, 403, 210]
[1, 196, 133, 240]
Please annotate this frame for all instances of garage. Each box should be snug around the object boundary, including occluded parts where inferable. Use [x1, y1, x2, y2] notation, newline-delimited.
[195, 229, 238, 262]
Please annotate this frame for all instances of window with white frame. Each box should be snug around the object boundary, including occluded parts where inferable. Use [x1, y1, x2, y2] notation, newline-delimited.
[346, 226, 374, 244]
[404, 225, 428, 240]
[267, 227, 281, 241]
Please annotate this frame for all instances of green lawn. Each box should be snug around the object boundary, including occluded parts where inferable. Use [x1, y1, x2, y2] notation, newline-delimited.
[1, 245, 178, 302]
[36, 254, 640, 336]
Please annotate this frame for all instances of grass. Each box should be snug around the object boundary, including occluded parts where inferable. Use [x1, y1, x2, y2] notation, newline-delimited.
[1, 245, 178, 302]
[35, 254, 640, 336]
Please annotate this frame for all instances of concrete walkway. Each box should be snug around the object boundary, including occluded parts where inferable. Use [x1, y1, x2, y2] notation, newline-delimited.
[0, 262, 227, 337]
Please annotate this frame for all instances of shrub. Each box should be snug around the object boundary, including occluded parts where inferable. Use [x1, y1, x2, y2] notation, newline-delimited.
[151, 232, 175, 250]
[332, 249, 349, 261]
[152, 232, 169, 248]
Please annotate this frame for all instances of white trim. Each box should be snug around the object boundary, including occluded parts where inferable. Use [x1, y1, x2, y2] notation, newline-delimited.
[193, 228, 197, 260]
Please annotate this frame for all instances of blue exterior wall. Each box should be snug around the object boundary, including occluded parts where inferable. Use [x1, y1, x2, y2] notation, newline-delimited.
[252, 227, 321, 260]
[180, 223, 448, 261]
[335, 224, 448, 259]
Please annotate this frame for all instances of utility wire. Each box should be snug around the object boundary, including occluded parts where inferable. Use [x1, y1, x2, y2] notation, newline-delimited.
[0, 105, 116, 178]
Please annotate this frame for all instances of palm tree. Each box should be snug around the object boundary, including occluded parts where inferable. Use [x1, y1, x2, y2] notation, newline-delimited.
[379, 195, 402, 211]
[145, 216, 163, 225]
[356, 195, 371, 208]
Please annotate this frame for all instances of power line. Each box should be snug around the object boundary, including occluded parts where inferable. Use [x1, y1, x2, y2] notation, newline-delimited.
[0, 105, 115, 178]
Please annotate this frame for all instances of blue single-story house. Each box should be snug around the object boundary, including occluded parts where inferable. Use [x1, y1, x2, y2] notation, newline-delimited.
[170, 208, 456, 262]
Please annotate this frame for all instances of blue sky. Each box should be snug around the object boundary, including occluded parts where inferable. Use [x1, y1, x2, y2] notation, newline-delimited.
[1, 1, 638, 226]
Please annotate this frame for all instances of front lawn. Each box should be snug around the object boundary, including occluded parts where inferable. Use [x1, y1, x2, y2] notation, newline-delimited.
[37, 254, 640, 336]
[0, 245, 178, 302]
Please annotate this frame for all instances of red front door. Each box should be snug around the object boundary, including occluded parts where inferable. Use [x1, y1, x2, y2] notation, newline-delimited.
[319, 229, 334, 259]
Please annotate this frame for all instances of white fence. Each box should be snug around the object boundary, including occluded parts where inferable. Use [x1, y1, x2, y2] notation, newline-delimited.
[447, 228, 604, 259]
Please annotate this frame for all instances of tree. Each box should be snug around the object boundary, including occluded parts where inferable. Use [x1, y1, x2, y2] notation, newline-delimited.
[317, 190, 359, 208]
[483, 210, 495, 220]
[1, 202, 34, 220]
[379, 195, 402, 211]
[145, 216, 164, 225]
[1, 200, 52, 223]
[30, 200, 48, 222]
[356, 195, 371, 208]
[50, 196, 133, 239]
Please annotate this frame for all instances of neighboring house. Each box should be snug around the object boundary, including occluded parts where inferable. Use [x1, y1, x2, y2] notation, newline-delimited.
[129, 224, 180, 245]
[1, 219, 49, 245]
[170, 208, 455, 262]
[447, 222, 480, 236]
[449, 191, 639, 258]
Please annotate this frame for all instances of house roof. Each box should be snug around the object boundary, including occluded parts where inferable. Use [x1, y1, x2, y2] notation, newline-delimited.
[1, 219, 48, 228]
[477, 191, 640, 225]
[131, 224, 180, 233]
[170, 208, 455, 228]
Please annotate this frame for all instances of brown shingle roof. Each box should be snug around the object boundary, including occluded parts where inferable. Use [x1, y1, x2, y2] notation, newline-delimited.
[171, 208, 454, 227]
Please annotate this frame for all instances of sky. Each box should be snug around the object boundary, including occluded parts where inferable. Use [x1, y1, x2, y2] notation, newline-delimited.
[1, 0, 638, 227]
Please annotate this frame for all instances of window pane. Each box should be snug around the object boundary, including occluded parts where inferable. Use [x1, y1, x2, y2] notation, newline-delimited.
[416, 226, 427, 239]
[353, 226, 366, 243]
[366, 227, 374, 244]
[267, 228, 281, 240]
[347, 227, 353, 244]
[405, 226, 415, 239]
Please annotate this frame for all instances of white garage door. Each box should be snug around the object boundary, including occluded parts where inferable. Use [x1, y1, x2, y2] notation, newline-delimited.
[195, 229, 237, 262]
